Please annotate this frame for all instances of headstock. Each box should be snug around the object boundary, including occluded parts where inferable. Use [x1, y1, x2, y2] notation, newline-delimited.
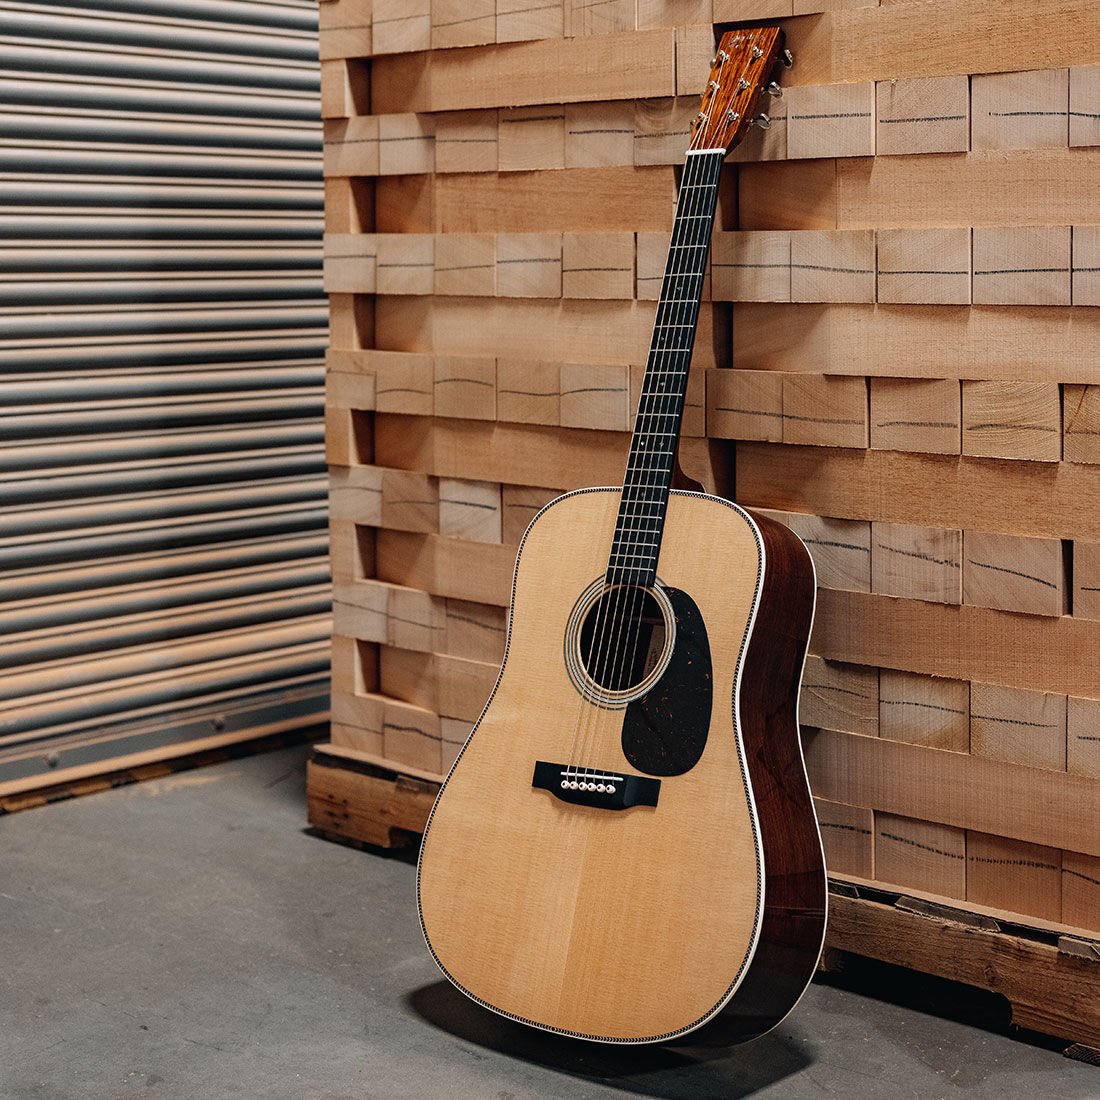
[687, 26, 789, 155]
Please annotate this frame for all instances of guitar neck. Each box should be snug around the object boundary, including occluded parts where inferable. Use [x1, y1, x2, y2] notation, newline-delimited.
[606, 148, 725, 588]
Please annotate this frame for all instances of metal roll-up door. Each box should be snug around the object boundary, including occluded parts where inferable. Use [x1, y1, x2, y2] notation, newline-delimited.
[0, 0, 329, 792]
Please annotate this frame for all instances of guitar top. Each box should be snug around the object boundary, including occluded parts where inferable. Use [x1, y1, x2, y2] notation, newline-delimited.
[417, 27, 827, 1046]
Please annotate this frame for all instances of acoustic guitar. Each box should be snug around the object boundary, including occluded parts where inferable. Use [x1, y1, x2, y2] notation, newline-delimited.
[417, 26, 827, 1046]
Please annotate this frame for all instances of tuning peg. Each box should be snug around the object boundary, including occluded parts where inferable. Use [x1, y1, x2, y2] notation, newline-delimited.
[780, 48, 794, 68]
[751, 113, 771, 130]
[751, 45, 764, 60]
[766, 81, 783, 98]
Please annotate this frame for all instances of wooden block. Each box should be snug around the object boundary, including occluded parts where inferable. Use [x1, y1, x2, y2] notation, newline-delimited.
[875, 228, 970, 306]
[638, 0, 711, 27]
[321, 58, 370, 119]
[496, 359, 560, 426]
[502, 484, 560, 543]
[967, 832, 1062, 923]
[707, 368, 782, 442]
[329, 465, 383, 526]
[382, 696, 443, 775]
[380, 648, 497, 720]
[790, 230, 875, 304]
[681, 366, 706, 439]
[782, 374, 868, 448]
[872, 522, 962, 605]
[875, 75, 969, 156]
[319, 0, 372, 61]
[381, 468, 438, 533]
[331, 633, 374, 697]
[1062, 849, 1100, 930]
[323, 233, 377, 294]
[1065, 384, 1100, 465]
[438, 478, 502, 543]
[376, 529, 515, 606]
[324, 176, 373, 236]
[499, 105, 566, 172]
[633, 97, 695, 167]
[875, 813, 966, 900]
[433, 356, 496, 421]
[970, 682, 1067, 772]
[972, 226, 1071, 307]
[329, 519, 376, 583]
[373, 351, 434, 416]
[496, 0, 563, 41]
[971, 68, 1069, 151]
[726, 97, 788, 164]
[961, 380, 1062, 462]
[433, 109, 499, 174]
[786, 82, 875, 160]
[1072, 225, 1100, 306]
[333, 580, 389, 644]
[1068, 696, 1100, 778]
[1074, 541, 1100, 620]
[495, 233, 562, 298]
[441, 717, 470, 770]
[431, 0, 494, 49]
[963, 530, 1067, 617]
[564, 0, 634, 34]
[373, 0, 430, 54]
[376, 233, 434, 296]
[870, 377, 961, 455]
[672, 23, 714, 96]
[328, 293, 373, 352]
[375, 174, 432, 233]
[386, 583, 447, 652]
[713, 0, 790, 15]
[561, 232, 634, 299]
[434, 233, 495, 297]
[784, 512, 871, 593]
[1070, 66, 1100, 148]
[377, 113, 435, 176]
[323, 117, 379, 178]
[794, 0, 874, 11]
[559, 362, 631, 431]
[711, 231, 790, 303]
[814, 797, 873, 879]
[331, 691, 384, 756]
[636, 232, 670, 301]
[444, 598, 507, 663]
[799, 655, 878, 736]
[564, 102, 634, 169]
[879, 670, 969, 752]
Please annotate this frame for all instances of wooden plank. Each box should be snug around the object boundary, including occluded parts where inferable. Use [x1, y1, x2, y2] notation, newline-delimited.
[561, 232, 634, 300]
[319, 0, 372, 61]
[971, 69, 1070, 151]
[438, 477, 502, 543]
[380, 647, 497, 719]
[1065, 384, 1100, 464]
[741, 149, 1100, 231]
[496, 0, 563, 41]
[444, 598, 507, 663]
[430, 0, 494, 50]
[495, 232, 563, 298]
[431, 166, 677, 233]
[1062, 849, 1100, 930]
[781, 374, 868, 448]
[790, 229, 875, 304]
[371, 28, 676, 114]
[799, 654, 878, 736]
[875, 75, 969, 157]
[824, 891, 1100, 1048]
[372, 0, 430, 55]
[564, 101, 635, 168]
[1073, 226, 1100, 307]
[961, 380, 1063, 463]
[803, 726, 1100, 858]
[564, 0, 634, 35]
[433, 355, 496, 421]
[433, 109, 499, 173]
[736, 443, 1100, 544]
[376, 530, 514, 606]
[874, 812, 966, 900]
[963, 530, 1067, 617]
[706, 368, 784, 443]
[323, 117, 379, 178]
[814, 797, 874, 879]
[785, 82, 875, 161]
[377, 113, 435, 176]
[970, 682, 1067, 773]
[784, 512, 871, 593]
[373, 350, 434, 415]
[811, 588, 1100, 700]
[875, 228, 970, 306]
[633, 96, 695, 167]
[869, 377, 961, 455]
[1068, 696, 1100, 779]
[502, 484, 560, 543]
[711, 231, 790, 303]
[971, 226, 1072, 307]
[496, 358, 560, 425]
[878, 669, 969, 752]
[380, 468, 439, 533]
[498, 105, 566, 173]
[1070, 66, 1100, 148]
[376, 233, 434, 296]
[871, 521, 962, 605]
[967, 832, 1062, 923]
[1075, 541, 1100, 621]
[434, 233, 495, 297]
[559, 363, 631, 432]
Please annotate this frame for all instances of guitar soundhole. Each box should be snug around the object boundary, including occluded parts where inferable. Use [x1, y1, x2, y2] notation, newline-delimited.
[566, 581, 675, 705]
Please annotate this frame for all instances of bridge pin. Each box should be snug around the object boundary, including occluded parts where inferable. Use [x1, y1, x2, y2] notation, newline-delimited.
[607, 786, 616, 796]
[560, 780, 568, 789]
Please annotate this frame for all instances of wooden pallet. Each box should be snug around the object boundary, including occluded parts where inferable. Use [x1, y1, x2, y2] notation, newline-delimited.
[308, 742, 1100, 1049]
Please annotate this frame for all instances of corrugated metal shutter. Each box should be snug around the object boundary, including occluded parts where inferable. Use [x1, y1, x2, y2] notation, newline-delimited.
[0, 0, 329, 791]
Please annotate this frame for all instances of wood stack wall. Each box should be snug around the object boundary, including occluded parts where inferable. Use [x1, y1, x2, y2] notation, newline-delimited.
[317, 0, 1100, 945]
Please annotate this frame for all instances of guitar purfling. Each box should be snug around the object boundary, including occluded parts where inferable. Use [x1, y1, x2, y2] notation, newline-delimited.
[417, 26, 827, 1045]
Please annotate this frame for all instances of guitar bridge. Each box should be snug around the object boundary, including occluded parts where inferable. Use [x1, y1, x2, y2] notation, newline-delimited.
[531, 761, 660, 811]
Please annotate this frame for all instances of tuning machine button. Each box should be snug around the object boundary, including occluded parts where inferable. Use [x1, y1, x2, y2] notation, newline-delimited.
[766, 81, 783, 98]
[751, 114, 772, 130]
[781, 48, 794, 68]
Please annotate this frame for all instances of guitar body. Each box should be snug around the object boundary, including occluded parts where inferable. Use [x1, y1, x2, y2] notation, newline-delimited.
[417, 487, 826, 1044]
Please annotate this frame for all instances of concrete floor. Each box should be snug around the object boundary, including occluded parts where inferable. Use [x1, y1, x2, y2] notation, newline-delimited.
[2, 746, 1098, 1100]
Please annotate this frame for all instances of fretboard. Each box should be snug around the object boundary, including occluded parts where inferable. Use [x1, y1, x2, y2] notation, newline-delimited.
[606, 148, 725, 588]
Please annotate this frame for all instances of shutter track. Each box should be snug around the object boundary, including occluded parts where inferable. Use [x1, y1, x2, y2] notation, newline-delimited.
[0, 0, 329, 788]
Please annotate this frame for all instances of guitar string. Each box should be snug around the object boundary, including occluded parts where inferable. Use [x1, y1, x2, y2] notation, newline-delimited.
[575, 149, 719, 777]
[589, 150, 722, 770]
[567, 151, 706, 782]
[601, 150, 723, 758]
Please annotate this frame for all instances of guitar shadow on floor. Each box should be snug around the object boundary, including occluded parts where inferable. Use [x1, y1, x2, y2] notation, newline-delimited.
[407, 981, 813, 1099]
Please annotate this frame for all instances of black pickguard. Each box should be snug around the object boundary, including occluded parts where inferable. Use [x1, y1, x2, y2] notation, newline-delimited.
[621, 586, 712, 776]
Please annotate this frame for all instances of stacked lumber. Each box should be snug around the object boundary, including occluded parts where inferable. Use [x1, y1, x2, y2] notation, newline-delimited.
[316, 0, 1100, 973]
